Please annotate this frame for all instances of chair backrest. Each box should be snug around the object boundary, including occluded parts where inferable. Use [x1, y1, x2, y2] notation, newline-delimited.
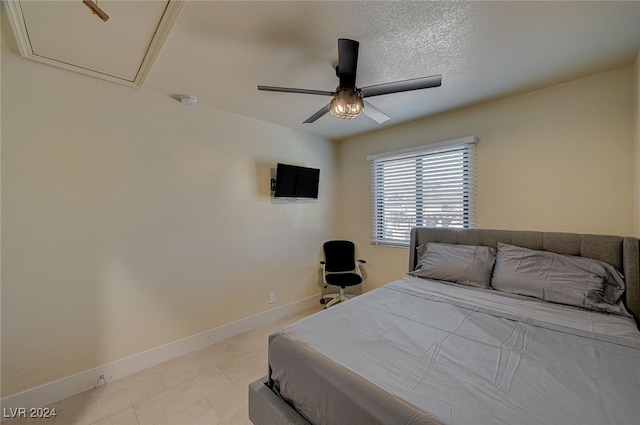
[323, 240, 356, 272]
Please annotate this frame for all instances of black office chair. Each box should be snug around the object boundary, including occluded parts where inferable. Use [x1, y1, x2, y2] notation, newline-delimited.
[320, 240, 366, 308]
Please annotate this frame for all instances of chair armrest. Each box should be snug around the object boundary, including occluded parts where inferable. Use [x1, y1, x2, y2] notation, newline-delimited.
[320, 262, 328, 287]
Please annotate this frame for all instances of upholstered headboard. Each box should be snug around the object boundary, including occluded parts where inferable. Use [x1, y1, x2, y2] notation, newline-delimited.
[409, 228, 640, 319]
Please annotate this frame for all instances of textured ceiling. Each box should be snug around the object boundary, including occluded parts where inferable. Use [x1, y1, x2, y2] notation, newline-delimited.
[3, 1, 640, 140]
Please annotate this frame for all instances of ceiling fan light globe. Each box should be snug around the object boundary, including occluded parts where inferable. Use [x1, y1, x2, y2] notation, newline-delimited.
[330, 90, 364, 119]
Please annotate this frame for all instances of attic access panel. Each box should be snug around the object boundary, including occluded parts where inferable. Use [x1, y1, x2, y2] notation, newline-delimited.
[5, 0, 182, 86]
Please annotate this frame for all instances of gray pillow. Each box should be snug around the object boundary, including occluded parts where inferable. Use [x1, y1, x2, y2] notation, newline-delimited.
[491, 243, 628, 315]
[410, 243, 497, 288]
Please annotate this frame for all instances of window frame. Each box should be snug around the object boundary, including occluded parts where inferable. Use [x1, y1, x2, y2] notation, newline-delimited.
[368, 136, 477, 247]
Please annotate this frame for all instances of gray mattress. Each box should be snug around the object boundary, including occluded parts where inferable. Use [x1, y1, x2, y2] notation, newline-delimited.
[268, 277, 640, 425]
[253, 228, 640, 425]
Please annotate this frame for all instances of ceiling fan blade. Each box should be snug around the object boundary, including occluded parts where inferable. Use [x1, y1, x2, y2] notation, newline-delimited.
[337, 38, 359, 89]
[360, 75, 442, 98]
[363, 101, 390, 124]
[303, 104, 331, 124]
[258, 85, 334, 96]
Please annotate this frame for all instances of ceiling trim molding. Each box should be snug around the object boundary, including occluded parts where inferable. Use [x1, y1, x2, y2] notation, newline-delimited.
[134, 0, 185, 86]
[3, 0, 32, 58]
[2, 0, 185, 88]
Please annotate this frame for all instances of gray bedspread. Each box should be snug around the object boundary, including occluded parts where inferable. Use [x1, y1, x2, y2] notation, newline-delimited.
[268, 276, 640, 425]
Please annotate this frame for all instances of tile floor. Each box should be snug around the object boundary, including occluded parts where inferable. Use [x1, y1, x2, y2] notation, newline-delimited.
[4, 306, 322, 425]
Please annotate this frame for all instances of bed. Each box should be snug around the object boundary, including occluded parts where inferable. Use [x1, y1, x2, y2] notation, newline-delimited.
[248, 228, 640, 425]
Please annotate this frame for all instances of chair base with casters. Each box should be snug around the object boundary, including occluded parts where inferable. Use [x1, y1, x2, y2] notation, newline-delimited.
[320, 290, 356, 308]
[320, 240, 366, 308]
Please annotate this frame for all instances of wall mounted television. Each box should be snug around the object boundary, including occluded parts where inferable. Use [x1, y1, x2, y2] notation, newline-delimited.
[274, 163, 320, 199]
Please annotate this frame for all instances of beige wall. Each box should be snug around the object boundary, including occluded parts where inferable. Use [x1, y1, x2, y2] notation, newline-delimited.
[337, 66, 636, 289]
[1, 51, 337, 397]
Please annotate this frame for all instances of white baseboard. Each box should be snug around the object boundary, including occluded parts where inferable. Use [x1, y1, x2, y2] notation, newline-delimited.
[0, 295, 320, 416]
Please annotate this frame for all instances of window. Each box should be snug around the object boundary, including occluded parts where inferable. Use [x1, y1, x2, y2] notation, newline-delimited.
[368, 136, 477, 246]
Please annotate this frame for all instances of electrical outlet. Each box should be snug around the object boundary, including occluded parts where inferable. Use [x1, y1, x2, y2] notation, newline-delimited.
[269, 292, 276, 304]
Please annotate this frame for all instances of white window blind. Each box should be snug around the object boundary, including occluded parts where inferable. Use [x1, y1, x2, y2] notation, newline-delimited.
[368, 137, 477, 246]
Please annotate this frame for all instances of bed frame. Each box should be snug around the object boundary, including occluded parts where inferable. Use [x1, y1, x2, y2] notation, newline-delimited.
[248, 228, 640, 425]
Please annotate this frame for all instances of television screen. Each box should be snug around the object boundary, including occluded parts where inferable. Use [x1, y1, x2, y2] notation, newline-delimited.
[274, 163, 320, 199]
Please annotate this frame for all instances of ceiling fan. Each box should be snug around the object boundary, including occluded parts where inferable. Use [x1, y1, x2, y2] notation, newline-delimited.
[258, 38, 442, 124]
